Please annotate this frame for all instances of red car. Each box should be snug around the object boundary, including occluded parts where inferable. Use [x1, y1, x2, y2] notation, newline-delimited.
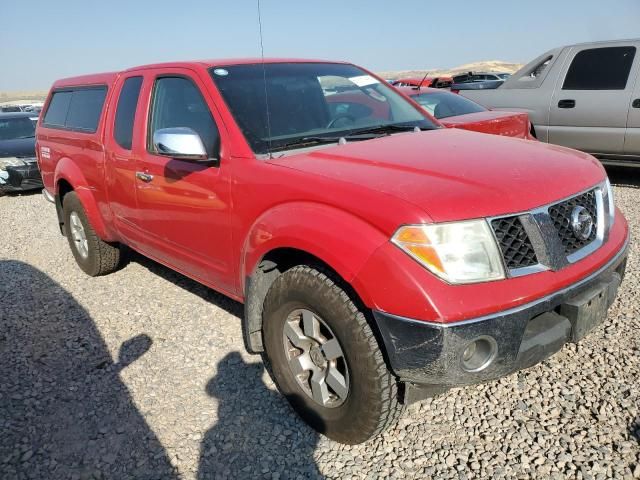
[37, 59, 628, 444]
[397, 86, 534, 139]
[392, 76, 453, 88]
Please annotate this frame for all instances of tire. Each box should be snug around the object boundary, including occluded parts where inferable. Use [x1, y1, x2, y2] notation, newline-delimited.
[262, 265, 403, 444]
[62, 191, 121, 276]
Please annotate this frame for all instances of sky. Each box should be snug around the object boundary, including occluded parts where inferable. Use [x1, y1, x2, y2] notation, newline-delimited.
[1, 0, 639, 91]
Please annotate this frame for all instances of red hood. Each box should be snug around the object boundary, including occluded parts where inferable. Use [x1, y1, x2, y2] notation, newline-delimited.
[268, 128, 605, 222]
[440, 110, 531, 139]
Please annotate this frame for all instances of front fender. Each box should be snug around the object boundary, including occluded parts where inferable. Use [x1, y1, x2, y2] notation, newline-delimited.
[242, 202, 389, 307]
[54, 158, 116, 241]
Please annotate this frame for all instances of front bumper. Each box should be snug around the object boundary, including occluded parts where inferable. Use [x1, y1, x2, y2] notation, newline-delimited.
[0, 162, 43, 192]
[372, 237, 628, 389]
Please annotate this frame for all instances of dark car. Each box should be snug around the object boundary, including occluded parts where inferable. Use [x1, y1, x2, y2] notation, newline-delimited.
[451, 72, 510, 92]
[0, 112, 43, 195]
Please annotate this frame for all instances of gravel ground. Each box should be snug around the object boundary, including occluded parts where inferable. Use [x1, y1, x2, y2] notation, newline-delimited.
[0, 167, 639, 479]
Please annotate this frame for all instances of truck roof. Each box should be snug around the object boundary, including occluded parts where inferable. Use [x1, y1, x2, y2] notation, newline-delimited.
[51, 58, 348, 89]
[562, 38, 640, 48]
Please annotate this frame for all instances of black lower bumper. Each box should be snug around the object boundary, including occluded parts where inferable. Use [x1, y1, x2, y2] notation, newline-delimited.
[373, 240, 628, 393]
[0, 163, 43, 192]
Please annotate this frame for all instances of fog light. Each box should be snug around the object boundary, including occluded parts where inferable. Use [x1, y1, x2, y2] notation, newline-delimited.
[461, 336, 497, 372]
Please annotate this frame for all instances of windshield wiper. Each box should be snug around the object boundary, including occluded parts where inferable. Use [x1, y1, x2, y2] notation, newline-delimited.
[15, 135, 35, 139]
[346, 124, 428, 137]
[270, 134, 379, 152]
[267, 124, 429, 153]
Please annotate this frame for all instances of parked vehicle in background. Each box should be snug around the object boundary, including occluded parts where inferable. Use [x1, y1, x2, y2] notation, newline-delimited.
[37, 58, 628, 444]
[460, 39, 640, 166]
[396, 86, 533, 139]
[451, 79, 504, 91]
[0, 112, 43, 195]
[0, 105, 23, 113]
[452, 72, 511, 83]
[391, 76, 453, 88]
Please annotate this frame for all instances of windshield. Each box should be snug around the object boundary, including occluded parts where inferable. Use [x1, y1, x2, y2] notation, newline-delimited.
[0, 117, 36, 141]
[210, 63, 437, 154]
[411, 91, 486, 119]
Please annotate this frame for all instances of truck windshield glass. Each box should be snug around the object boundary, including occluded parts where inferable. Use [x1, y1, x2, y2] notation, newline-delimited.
[210, 63, 437, 154]
[0, 117, 36, 140]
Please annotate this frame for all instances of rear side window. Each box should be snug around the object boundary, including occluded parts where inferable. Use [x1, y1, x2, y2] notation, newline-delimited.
[42, 86, 107, 132]
[563, 47, 636, 90]
[65, 88, 107, 131]
[42, 91, 72, 127]
[114, 77, 143, 149]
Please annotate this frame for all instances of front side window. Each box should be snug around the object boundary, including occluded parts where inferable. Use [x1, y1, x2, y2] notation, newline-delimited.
[211, 63, 436, 154]
[148, 76, 219, 158]
[411, 92, 486, 119]
[0, 117, 36, 140]
[563, 47, 636, 90]
[114, 76, 143, 150]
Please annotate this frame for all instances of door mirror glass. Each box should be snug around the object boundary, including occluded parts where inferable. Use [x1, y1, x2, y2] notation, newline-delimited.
[153, 127, 208, 161]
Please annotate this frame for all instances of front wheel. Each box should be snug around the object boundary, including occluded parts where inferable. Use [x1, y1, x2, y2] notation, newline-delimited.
[262, 265, 403, 444]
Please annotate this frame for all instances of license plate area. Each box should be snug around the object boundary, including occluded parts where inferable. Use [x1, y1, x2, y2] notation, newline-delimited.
[559, 273, 621, 342]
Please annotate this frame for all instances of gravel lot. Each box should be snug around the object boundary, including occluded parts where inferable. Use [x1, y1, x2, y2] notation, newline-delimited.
[1, 167, 639, 479]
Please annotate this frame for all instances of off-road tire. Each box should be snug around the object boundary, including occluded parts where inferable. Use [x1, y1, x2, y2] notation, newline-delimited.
[62, 192, 121, 276]
[262, 265, 403, 444]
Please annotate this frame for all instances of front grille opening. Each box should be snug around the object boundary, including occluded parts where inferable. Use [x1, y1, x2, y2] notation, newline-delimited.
[491, 216, 538, 269]
[548, 190, 598, 255]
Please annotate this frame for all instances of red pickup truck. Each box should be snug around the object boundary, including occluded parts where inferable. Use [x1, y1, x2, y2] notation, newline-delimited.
[37, 59, 629, 445]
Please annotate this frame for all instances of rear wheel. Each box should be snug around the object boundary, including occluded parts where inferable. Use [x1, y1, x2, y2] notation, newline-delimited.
[62, 192, 121, 276]
[262, 265, 403, 444]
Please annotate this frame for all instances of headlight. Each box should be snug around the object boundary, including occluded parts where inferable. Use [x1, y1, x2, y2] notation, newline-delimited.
[0, 157, 27, 171]
[391, 220, 505, 284]
[604, 178, 615, 228]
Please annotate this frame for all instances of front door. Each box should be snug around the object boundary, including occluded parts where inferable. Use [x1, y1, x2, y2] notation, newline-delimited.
[549, 44, 638, 155]
[134, 69, 235, 294]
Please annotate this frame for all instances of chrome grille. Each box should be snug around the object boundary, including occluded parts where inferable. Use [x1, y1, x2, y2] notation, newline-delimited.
[491, 217, 538, 269]
[489, 184, 609, 277]
[548, 190, 597, 255]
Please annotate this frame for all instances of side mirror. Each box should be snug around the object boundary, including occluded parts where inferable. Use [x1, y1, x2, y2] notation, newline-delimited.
[153, 127, 209, 161]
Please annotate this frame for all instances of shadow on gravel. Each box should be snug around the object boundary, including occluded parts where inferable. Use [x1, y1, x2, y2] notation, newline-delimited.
[198, 352, 323, 479]
[630, 418, 640, 443]
[606, 166, 640, 189]
[128, 250, 244, 319]
[0, 260, 178, 479]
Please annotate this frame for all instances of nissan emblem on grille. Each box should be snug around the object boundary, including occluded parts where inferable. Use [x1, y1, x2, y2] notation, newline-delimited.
[570, 205, 594, 241]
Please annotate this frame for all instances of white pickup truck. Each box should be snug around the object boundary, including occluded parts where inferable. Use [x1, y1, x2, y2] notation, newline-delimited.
[461, 39, 640, 166]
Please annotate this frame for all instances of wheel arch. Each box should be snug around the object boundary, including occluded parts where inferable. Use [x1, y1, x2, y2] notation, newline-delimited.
[54, 158, 115, 241]
[241, 203, 389, 353]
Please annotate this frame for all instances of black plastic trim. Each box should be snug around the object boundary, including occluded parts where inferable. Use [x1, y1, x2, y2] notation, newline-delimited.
[372, 238, 628, 387]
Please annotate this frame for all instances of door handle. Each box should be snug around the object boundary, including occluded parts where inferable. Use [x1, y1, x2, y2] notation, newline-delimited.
[135, 172, 154, 183]
[633, 98, 640, 108]
[558, 99, 576, 109]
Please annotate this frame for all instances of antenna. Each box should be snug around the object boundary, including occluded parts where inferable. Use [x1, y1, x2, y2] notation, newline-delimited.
[414, 71, 430, 91]
[257, 0, 273, 158]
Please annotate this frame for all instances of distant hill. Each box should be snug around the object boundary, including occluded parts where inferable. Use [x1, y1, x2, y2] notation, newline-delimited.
[377, 60, 524, 80]
[0, 91, 48, 105]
